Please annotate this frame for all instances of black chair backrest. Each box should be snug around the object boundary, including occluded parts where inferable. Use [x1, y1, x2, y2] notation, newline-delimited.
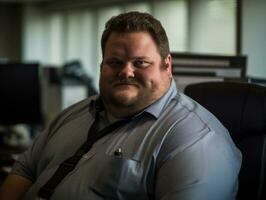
[184, 81, 266, 200]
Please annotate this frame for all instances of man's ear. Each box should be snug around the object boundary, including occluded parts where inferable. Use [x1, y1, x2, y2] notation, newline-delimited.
[164, 54, 173, 78]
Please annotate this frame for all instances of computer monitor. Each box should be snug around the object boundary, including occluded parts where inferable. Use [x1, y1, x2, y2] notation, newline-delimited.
[171, 53, 247, 91]
[0, 63, 43, 126]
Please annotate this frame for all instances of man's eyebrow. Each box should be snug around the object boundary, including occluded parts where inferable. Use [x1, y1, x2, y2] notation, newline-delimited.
[133, 56, 151, 60]
[105, 55, 122, 59]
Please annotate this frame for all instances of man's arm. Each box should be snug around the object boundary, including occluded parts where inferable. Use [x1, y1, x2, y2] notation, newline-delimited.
[155, 132, 241, 200]
[0, 174, 32, 200]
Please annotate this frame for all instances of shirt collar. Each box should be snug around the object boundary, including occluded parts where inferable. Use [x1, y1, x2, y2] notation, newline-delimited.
[143, 78, 178, 119]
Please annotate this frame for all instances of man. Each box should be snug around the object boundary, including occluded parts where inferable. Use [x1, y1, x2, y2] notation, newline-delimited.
[0, 11, 241, 200]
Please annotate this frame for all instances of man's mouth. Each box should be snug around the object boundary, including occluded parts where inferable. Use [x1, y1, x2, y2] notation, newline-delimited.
[113, 83, 137, 88]
[113, 81, 139, 87]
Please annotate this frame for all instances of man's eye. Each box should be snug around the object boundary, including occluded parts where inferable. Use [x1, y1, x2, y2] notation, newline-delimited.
[133, 60, 150, 68]
[106, 60, 123, 67]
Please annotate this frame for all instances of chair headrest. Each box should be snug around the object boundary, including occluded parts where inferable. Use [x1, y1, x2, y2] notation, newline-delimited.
[184, 81, 266, 137]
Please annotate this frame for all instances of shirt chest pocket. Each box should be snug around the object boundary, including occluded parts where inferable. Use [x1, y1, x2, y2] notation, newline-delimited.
[86, 153, 145, 199]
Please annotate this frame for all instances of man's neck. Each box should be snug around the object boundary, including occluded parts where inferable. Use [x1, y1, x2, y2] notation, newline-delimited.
[105, 110, 124, 123]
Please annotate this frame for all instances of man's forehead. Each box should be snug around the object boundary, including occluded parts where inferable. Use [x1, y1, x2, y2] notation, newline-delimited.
[103, 31, 162, 61]
[105, 32, 157, 50]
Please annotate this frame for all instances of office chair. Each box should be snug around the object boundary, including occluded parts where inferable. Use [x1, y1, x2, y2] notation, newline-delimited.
[184, 81, 266, 200]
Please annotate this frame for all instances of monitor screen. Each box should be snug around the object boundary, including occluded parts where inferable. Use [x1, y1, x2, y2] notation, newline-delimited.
[0, 63, 43, 125]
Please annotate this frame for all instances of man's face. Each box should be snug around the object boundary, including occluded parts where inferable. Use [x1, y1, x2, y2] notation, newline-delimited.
[99, 31, 172, 118]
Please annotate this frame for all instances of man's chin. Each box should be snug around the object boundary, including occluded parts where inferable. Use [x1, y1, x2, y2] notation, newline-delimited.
[110, 93, 138, 106]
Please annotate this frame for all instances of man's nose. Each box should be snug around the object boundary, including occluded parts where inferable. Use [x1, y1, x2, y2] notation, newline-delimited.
[118, 63, 135, 78]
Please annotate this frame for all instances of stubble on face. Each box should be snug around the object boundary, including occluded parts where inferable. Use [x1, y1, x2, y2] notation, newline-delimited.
[108, 81, 139, 105]
[100, 73, 145, 108]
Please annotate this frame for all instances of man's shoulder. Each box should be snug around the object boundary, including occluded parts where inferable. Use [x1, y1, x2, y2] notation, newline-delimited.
[161, 92, 229, 148]
[60, 95, 97, 116]
[46, 96, 97, 136]
[173, 92, 221, 125]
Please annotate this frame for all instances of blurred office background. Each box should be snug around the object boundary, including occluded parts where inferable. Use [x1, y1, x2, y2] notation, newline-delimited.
[1, 0, 265, 80]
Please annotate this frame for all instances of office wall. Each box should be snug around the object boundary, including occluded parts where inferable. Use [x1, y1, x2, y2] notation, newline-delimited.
[0, 4, 22, 61]
[242, 0, 266, 79]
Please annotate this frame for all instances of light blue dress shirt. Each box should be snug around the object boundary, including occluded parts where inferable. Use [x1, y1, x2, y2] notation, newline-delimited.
[12, 79, 242, 200]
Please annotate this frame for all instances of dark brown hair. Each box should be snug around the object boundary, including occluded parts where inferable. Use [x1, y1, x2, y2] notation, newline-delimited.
[101, 11, 170, 60]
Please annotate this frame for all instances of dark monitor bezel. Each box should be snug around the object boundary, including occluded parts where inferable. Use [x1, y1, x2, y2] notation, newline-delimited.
[0, 62, 43, 126]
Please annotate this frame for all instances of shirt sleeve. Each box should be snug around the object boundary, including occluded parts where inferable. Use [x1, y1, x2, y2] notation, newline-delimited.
[10, 98, 93, 182]
[10, 126, 50, 182]
[10, 110, 71, 181]
[155, 124, 241, 200]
